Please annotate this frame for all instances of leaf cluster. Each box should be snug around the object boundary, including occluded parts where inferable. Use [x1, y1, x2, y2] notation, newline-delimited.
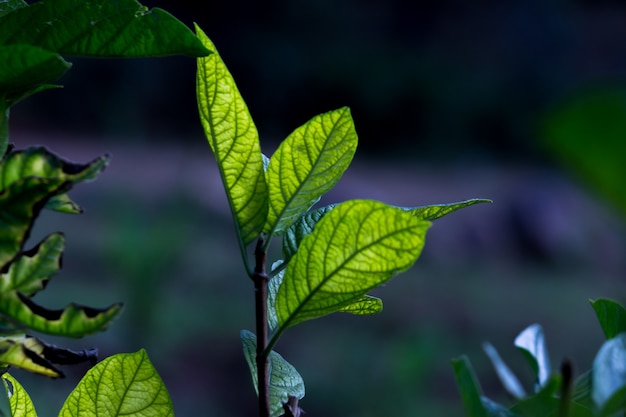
[0, 0, 210, 415]
[194, 24, 490, 416]
[454, 298, 626, 417]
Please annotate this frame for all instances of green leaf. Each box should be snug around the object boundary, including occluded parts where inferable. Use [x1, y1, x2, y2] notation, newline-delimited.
[268, 262, 284, 333]
[403, 199, 492, 221]
[337, 295, 383, 315]
[509, 375, 565, 417]
[514, 324, 551, 390]
[451, 356, 489, 417]
[265, 108, 357, 235]
[0, 44, 71, 105]
[591, 298, 626, 340]
[0, 0, 210, 58]
[592, 332, 626, 416]
[196, 25, 268, 246]
[2, 373, 37, 417]
[483, 342, 527, 399]
[0, 335, 96, 378]
[275, 200, 430, 330]
[0, 146, 109, 214]
[0, 232, 63, 297]
[0, 177, 69, 271]
[282, 204, 336, 263]
[59, 349, 173, 417]
[241, 330, 305, 417]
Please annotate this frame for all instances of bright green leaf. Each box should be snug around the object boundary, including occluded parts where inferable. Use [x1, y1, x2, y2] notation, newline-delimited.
[196, 25, 268, 246]
[514, 324, 551, 390]
[0, 44, 71, 105]
[2, 373, 37, 417]
[275, 200, 430, 330]
[592, 332, 626, 416]
[0, 232, 63, 297]
[0, 177, 69, 271]
[591, 298, 626, 340]
[0, 0, 210, 58]
[451, 356, 489, 417]
[403, 199, 492, 221]
[265, 108, 357, 235]
[59, 349, 173, 417]
[241, 330, 305, 417]
[282, 204, 336, 263]
[337, 295, 383, 316]
[483, 342, 526, 399]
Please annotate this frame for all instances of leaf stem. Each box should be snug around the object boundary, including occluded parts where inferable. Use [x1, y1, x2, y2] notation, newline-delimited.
[253, 238, 270, 417]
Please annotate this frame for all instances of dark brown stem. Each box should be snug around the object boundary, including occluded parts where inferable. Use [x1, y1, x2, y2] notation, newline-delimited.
[254, 238, 270, 417]
[559, 359, 574, 417]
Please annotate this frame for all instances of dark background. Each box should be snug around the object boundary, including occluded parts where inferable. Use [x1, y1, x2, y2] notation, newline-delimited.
[7, 1, 626, 416]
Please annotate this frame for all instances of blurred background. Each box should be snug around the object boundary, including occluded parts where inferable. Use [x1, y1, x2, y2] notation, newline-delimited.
[7, 0, 626, 416]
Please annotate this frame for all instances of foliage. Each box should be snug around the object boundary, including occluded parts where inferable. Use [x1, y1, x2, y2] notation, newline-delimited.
[194, 24, 490, 416]
[0, 0, 208, 415]
[454, 298, 626, 417]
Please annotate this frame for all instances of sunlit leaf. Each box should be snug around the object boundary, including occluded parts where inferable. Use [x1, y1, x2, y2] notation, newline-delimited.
[403, 199, 492, 221]
[241, 330, 305, 417]
[592, 332, 626, 416]
[0, 335, 97, 378]
[451, 356, 489, 417]
[275, 200, 429, 330]
[337, 295, 383, 316]
[0, 0, 209, 58]
[2, 373, 37, 417]
[196, 25, 268, 246]
[282, 204, 336, 262]
[483, 342, 526, 399]
[514, 323, 551, 390]
[265, 108, 357, 235]
[591, 298, 626, 340]
[59, 350, 173, 417]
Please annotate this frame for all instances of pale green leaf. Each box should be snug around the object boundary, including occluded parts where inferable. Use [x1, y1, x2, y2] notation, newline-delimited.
[403, 199, 492, 221]
[514, 323, 551, 390]
[591, 298, 626, 340]
[592, 332, 626, 416]
[483, 342, 526, 399]
[0, 0, 209, 58]
[267, 261, 284, 333]
[276, 200, 430, 330]
[265, 108, 357, 235]
[196, 25, 268, 246]
[0, 335, 96, 378]
[241, 330, 305, 417]
[451, 356, 489, 417]
[337, 295, 383, 316]
[282, 204, 335, 263]
[2, 373, 37, 417]
[60, 349, 173, 417]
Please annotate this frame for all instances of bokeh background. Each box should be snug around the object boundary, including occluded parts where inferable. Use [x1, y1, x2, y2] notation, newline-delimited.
[7, 1, 626, 416]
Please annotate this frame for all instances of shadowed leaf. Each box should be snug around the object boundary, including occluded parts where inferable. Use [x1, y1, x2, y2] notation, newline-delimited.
[282, 204, 336, 263]
[241, 330, 305, 417]
[451, 356, 489, 417]
[196, 25, 268, 246]
[591, 298, 626, 340]
[0, 0, 209, 57]
[514, 324, 551, 390]
[483, 342, 526, 399]
[265, 108, 357, 235]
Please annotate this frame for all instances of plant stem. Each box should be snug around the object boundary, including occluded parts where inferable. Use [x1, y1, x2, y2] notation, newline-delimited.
[254, 238, 270, 417]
